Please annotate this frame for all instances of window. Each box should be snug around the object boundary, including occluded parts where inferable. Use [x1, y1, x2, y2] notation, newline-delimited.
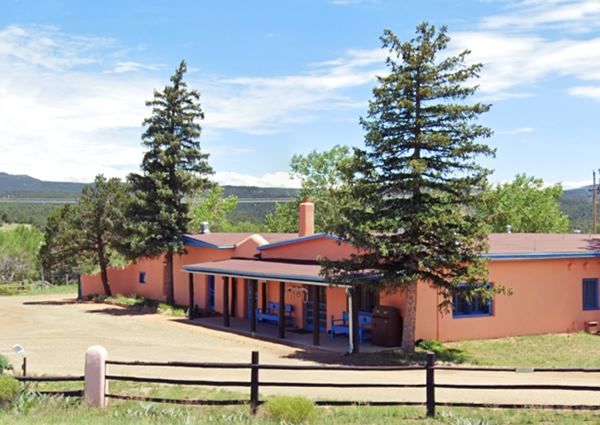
[453, 284, 493, 318]
[139, 272, 146, 284]
[583, 278, 599, 310]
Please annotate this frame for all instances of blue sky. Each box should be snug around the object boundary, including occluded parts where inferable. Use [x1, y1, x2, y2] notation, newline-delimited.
[0, 0, 598, 188]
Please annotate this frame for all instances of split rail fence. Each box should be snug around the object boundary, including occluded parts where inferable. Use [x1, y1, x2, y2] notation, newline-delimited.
[14, 352, 600, 417]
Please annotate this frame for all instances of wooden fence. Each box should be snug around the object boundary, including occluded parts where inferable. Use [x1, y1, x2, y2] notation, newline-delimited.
[13, 352, 600, 417]
[103, 352, 600, 417]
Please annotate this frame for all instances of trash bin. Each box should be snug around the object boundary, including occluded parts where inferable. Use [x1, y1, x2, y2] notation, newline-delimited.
[372, 305, 402, 347]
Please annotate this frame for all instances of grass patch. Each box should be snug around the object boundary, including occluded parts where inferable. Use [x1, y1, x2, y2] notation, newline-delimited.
[0, 282, 77, 296]
[448, 332, 600, 368]
[103, 294, 186, 317]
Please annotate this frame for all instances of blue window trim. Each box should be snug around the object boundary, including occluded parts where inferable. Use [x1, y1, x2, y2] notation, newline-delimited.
[139, 272, 146, 284]
[452, 283, 493, 319]
[583, 278, 599, 311]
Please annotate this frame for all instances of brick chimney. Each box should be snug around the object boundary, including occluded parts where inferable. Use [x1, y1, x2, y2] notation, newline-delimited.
[298, 198, 315, 237]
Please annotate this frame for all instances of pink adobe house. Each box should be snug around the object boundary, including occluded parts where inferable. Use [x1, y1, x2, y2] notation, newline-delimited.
[82, 200, 600, 353]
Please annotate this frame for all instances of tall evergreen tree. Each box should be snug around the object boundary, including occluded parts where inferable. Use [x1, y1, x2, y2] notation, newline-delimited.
[322, 23, 497, 352]
[127, 60, 213, 305]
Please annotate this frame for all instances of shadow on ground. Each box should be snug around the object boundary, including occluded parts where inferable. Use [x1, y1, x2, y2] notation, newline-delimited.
[85, 306, 157, 316]
[23, 299, 78, 306]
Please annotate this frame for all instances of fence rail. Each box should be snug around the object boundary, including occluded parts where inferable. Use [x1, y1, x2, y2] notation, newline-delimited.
[103, 351, 600, 417]
[15, 375, 85, 399]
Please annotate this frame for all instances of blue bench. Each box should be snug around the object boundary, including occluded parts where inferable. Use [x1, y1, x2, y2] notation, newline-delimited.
[329, 311, 372, 343]
[256, 302, 294, 326]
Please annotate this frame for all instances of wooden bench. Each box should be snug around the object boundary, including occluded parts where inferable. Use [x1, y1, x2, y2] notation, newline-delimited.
[256, 302, 294, 326]
[329, 311, 372, 343]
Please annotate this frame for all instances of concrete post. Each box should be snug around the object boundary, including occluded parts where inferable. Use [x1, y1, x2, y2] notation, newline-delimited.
[85, 345, 108, 408]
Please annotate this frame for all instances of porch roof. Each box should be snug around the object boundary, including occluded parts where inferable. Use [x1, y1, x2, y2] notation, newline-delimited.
[182, 258, 354, 287]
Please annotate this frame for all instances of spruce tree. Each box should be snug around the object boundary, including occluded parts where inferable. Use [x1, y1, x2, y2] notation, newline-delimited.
[322, 23, 496, 352]
[127, 60, 213, 305]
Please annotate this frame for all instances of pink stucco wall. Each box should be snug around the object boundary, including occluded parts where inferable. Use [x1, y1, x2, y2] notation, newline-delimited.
[396, 257, 600, 341]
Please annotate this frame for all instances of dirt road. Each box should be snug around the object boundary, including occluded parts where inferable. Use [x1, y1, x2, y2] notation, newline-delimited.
[1, 294, 599, 406]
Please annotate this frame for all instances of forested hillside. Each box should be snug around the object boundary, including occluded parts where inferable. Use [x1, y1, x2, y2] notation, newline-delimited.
[0, 172, 594, 231]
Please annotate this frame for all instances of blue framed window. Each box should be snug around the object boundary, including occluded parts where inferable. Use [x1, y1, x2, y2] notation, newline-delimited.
[208, 275, 215, 310]
[583, 278, 599, 310]
[453, 284, 493, 318]
[139, 272, 146, 284]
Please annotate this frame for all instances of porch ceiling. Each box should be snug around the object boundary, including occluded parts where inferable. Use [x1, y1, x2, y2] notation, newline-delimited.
[182, 258, 352, 287]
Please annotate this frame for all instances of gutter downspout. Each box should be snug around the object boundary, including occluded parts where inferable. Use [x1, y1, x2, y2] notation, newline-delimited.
[346, 287, 353, 354]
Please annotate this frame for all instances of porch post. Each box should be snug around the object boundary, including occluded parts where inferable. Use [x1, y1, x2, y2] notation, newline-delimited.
[261, 281, 268, 312]
[188, 273, 194, 320]
[250, 279, 257, 334]
[312, 286, 320, 346]
[350, 287, 359, 354]
[231, 278, 237, 318]
[223, 276, 230, 327]
[278, 281, 285, 339]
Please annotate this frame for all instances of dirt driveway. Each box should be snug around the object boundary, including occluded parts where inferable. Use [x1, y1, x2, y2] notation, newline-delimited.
[1, 293, 600, 406]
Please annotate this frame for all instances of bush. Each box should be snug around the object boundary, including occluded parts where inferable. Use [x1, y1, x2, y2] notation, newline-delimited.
[264, 396, 318, 424]
[0, 375, 19, 407]
[0, 354, 12, 374]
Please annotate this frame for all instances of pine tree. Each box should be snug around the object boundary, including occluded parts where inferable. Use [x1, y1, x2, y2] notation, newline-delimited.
[322, 23, 497, 352]
[127, 60, 213, 305]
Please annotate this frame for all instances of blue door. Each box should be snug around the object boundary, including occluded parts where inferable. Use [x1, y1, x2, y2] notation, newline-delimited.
[208, 275, 215, 310]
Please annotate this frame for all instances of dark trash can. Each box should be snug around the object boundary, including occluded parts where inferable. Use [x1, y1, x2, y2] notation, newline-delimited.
[372, 305, 402, 347]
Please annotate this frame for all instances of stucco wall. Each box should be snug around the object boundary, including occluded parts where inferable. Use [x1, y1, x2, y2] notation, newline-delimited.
[405, 258, 600, 341]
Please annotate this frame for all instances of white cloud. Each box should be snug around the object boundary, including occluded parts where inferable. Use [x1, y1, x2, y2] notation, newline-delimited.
[568, 85, 600, 100]
[450, 31, 600, 100]
[496, 127, 535, 135]
[481, 0, 600, 32]
[0, 24, 385, 182]
[558, 179, 592, 189]
[213, 171, 301, 188]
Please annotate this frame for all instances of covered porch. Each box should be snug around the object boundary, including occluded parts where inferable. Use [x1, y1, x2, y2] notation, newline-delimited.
[182, 258, 368, 354]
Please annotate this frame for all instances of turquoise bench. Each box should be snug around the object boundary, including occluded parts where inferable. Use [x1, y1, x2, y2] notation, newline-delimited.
[256, 302, 294, 326]
[329, 311, 372, 343]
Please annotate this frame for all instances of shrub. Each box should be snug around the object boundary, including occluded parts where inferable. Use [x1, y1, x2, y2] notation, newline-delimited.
[0, 354, 12, 374]
[0, 375, 19, 407]
[264, 396, 318, 424]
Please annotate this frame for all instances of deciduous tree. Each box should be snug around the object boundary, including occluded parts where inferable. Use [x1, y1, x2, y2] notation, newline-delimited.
[481, 174, 569, 233]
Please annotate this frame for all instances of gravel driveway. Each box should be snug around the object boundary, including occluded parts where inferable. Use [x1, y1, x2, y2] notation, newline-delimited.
[2, 293, 599, 407]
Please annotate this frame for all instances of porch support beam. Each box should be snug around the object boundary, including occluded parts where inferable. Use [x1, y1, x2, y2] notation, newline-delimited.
[349, 287, 359, 354]
[231, 278, 237, 318]
[261, 281, 268, 313]
[312, 286, 320, 346]
[223, 276, 230, 327]
[278, 281, 285, 339]
[188, 273, 194, 320]
[250, 279, 257, 334]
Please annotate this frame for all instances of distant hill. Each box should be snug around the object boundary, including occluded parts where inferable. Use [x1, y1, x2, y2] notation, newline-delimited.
[0, 172, 297, 226]
[560, 185, 593, 232]
[0, 172, 595, 230]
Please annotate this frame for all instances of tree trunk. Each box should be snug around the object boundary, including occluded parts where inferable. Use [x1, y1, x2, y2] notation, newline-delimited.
[97, 244, 111, 297]
[165, 251, 175, 305]
[401, 283, 417, 352]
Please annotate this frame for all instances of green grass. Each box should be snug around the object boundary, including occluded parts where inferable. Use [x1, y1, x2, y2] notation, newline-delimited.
[9, 381, 597, 424]
[103, 295, 186, 317]
[0, 392, 598, 424]
[0, 283, 77, 297]
[448, 332, 600, 368]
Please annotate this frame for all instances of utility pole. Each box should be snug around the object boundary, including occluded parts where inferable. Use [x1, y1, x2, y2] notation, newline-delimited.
[592, 170, 599, 234]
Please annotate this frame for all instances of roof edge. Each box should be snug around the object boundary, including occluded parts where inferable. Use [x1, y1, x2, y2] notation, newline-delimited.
[257, 233, 343, 251]
[486, 252, 600, 261]
[182, 235, 235, 250]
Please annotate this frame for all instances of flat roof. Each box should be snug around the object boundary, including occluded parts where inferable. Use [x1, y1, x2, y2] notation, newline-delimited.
[182, 259, 355, 286]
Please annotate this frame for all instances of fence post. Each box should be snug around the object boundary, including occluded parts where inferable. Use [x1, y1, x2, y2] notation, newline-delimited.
[85, 346, 108, 408]
[426, 352, 436, 417]
[250, 351, 259, 414]
[21, 357, 27, 376]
